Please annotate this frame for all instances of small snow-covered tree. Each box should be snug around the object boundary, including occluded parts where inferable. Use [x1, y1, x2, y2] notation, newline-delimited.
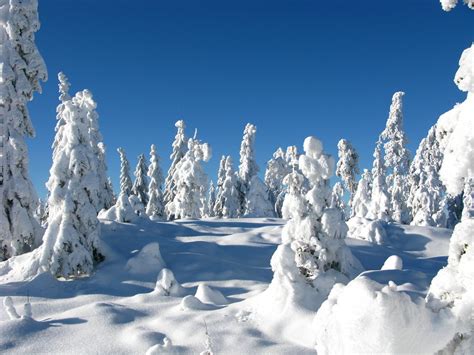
[330, 182, 346, 213]
[336, 139, 359, 209]
[39, 90, 104, 278]
[207, 181, 216, 217]
[214, 156, 240, 218]
[269, 136, 362, 310]
[370, 140, 390, 221]
[352, 169, 372, 218]
[164, 120, 187, 218]
[380, 92, 411, 223]
[285, 145, 299, 170]
[245, 176, 275, 217]
[118, 147, 133, 196]
[265, 147, 289, 215]
[0, 0, 47, 260]
[132, 153, 149, 207]
[237, 123, 259, 214]
[146, 144, 165, 220]
[167, 137, 211, 219]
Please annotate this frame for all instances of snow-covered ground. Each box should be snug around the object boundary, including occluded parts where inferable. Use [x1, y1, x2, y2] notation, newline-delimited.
[0, 218, 451, 354]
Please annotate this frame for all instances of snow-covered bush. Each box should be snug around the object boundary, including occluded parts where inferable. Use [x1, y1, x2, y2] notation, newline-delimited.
[39, 88, 104, 278]
[347, 217, 386, 245]
[131, 154, 149, 207]
[267, 136, 363, 312]
[146, 144, 165, 220]
[214, 156, 240, 218]
[0, 0, 47, 260]
[164, 120, 187, 218]
[167, 137, 211, 219]
[335, 139, 359, 211]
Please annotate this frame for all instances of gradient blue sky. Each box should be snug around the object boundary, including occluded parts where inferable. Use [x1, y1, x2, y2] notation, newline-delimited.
[28, 0, 473, 198]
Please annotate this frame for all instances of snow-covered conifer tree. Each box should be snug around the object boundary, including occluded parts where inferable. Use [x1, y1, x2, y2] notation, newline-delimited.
[164, 120, 187, 218]
[207, 181, 216, 217]
[132, 154, 149, 207]
[380, 92, 411, 223]
[330, 182, 346, 213]
[285, 145, 299, 170]
[245, 176, 275, 217]
[265, 147, 289, 216]
[146, 144, 165, 220]
[39, 90, 104, 277]
[118, 147, 132, 196]
[427, 45, 474, 353]
[0, 0, 47, 260]
[370, 141, 390, 221]
[268, 136, 362, 310]
[167, 137, 211, 219]
[335, 139, 359, 210]
[440, 0, 474, 11]
[214, 156, 240, 218]
[352, 169, 372, 218]
[237, 123, 259, 214]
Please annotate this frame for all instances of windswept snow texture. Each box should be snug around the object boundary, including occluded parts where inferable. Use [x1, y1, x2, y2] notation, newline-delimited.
[0, 218, 451, 354]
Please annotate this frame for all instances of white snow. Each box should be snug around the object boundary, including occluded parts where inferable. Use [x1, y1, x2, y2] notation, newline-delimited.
[381, 255, 403, 270]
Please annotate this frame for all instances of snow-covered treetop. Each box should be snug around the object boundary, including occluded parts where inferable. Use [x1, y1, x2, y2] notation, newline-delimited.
[336, 139, 359, 201]
[440, 0, 474, 11]
[239, 123, 259, 184]
[299, 136, 334, 182]
[58, 71, 71, 103]
[454, 44, 474, 93]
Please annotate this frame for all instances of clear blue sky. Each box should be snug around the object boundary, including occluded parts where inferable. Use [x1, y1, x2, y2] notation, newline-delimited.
[28, 0, 473, 198]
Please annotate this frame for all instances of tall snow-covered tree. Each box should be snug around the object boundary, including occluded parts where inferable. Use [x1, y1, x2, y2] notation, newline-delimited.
[427, 44, 474, 353]
[265, 147, 289, 215]
[335, 139, 359, 210]
[214, 156, 240, 218]
[0, 0, 47, 260]
[352, 169, 372, 218]
[207, 181, 216, 217]
[146, 144, 165, 220]
[118, 147, 132, 196]
[237, 123, 259, 214]
[164, 120, 187, 218]
[132, 153, 149, 206]
[167, 137, 211, 219]
[39, 90, 104, 278]
[268, 136, 362, 310]
[380, 92, 411, 223]
[370, 140, 390, 221]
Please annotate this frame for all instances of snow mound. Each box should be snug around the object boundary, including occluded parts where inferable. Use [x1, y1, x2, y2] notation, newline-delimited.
[180, 295, 214, 311]
[195, 284, 228, 305]
[146, 337, 175, 355]
[154, 268, 187, 297]
[347, 217, 386, 244]
[314, 277, 456, 354]
[381, 255, 403, 270]
[125, 243, 165, 275]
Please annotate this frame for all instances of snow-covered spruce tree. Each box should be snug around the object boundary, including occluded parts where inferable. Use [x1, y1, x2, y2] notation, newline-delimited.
[440, 0, 474, 11]
[330, 182, 346, 213]
[267, 136, 362, 311]
[146, 144, 165, 220]
[167, 137, 211, 219]
[207, 181, 216, 217]
[237, 123, 259, 215]
[426, 44, 474, 353]
[285, 145, 299, 170]
[408, 126, 447, 227]
[379, 92, 411, 223]
[214, 156, 240, 218]
[100, 148, 136, 222]
[265, 147, 289, 217]
[132, 153, 149, 207]
[39, 91, 104, 278]
[335, 139, 359, 212]
[164, 120, 187, 219]
[245, 175, 275, 217]
[352, 169, 372, 218]
[369, 140, 390, 221]
[98, 143, 115, 210]
[0, 0, 47, 260]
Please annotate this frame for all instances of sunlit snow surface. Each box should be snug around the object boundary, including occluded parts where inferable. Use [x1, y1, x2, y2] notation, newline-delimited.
[0, 218, 450, 354]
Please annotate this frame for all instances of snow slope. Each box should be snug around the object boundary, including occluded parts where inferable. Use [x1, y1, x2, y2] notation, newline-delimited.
[0, 218, 451, 354]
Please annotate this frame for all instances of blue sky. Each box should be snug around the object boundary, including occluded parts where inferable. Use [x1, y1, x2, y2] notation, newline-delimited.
[28, 0, 473, 198]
